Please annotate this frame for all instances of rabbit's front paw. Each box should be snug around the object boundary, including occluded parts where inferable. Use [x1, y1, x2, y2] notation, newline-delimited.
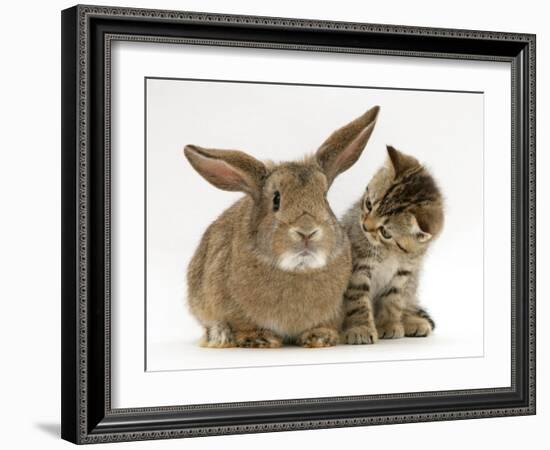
[342, 324, 379, 345]
[235, 329, 283, 348]
[200, 322, 235, 348]
[297, 327, 339, 348]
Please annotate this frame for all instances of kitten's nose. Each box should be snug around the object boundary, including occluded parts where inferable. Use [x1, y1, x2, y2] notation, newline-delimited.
[362, 215, 377, 233]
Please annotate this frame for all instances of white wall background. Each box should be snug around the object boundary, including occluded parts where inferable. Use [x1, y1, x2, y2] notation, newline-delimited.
[0, 0, 546, 448]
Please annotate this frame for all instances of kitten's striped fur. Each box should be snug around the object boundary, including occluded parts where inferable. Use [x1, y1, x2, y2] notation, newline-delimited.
[341, 146, 444, 344]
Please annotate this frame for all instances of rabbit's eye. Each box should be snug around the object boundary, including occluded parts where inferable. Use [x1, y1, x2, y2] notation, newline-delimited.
[273, 191, 281, 211]
[378, 226, 392, 240]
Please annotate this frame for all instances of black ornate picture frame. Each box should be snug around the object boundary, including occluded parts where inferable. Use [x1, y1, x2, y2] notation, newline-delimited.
[61, 4, 536, 444]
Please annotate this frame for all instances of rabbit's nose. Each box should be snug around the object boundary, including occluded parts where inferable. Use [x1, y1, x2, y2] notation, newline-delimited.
[293, 228, 320, 247]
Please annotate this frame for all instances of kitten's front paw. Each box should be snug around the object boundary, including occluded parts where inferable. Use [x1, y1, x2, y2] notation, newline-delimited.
[404, 317, 433, 337]
[297, 327, 339, 348]
[342, 325, 379, 345]
[377, 322, 405, 339]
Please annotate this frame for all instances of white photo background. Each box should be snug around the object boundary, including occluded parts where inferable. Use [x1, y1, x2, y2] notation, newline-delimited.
[145, 78, 484, 371]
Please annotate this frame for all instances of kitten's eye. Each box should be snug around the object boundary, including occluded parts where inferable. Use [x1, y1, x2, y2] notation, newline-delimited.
[273, 190, 281, 212]
[365, 198, 372, 211]
[378, 226, 392, 239]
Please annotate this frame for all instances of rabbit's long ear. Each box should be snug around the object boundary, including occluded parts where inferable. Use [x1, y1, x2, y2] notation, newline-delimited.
[315, 105, 380, 186]
[184, 145, 267, 197]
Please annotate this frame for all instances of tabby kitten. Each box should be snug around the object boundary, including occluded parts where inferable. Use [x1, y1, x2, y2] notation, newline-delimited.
[340, 146, 444, 344]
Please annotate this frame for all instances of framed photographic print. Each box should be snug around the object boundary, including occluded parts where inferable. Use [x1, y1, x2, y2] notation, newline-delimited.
[61, 4, 536, 444]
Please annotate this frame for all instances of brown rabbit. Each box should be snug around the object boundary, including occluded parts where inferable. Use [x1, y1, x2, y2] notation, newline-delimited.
[183, 106, 379, 348]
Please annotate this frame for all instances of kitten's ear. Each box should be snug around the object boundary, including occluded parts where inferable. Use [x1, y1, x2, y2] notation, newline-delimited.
[316, 106, 380, 186]
[410, 215, 432, 242]
[416, 230, 433, 243]
[411, 205, 444, 242]
[386, 146, 420, 178]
